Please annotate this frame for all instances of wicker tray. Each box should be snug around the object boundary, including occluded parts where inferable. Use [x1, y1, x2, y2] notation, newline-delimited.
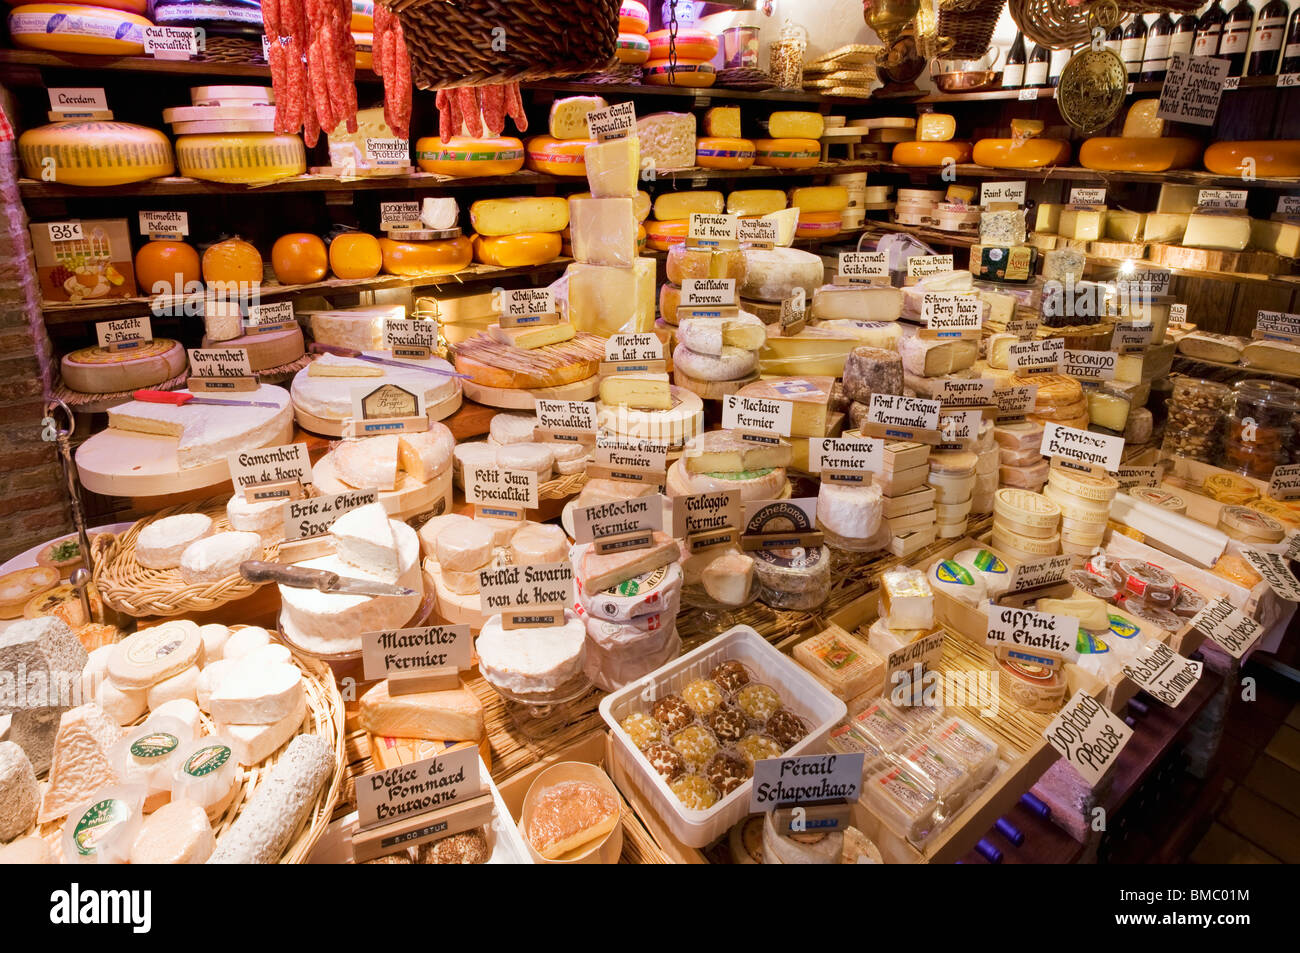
[539, 469, 588, 501]
[23, 639, 344, 864]
[93, 496, 283, 618]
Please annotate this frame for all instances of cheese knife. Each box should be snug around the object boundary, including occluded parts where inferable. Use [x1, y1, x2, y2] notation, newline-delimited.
[310, 343, 471, 378]
[240, 560, 416, 596]
[132, 389, 283, 408]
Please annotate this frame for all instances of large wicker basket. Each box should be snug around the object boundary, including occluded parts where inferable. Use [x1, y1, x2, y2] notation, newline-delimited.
[380, 0, 621, 89]
[939, 0, 1007, 59]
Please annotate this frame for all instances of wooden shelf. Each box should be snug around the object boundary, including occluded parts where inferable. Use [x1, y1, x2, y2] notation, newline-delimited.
[876, 74, 1279, 104]
[1172, 351, 1300, 382]
[867, 162, 1300, 192]
[39, 259, 571, 324]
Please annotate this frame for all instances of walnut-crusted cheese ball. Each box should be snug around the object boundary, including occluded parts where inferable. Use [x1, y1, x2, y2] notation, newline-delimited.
[681, 678, 724, 716]
[736, 733, 782, 766]
[621, 712, 662, 750]
[652, 694, 695, 733]
[766, 709, 809, 749]
[710, 659, 751, 694]
[706, 752, 751, 796]
[708, 707, 749, 746]
[671, 774, 721, 811]
[671, 725, 719, 770]
[415, 829, 489, 864]
[735, 683, 782, 723]
[643, 741, 685, 781]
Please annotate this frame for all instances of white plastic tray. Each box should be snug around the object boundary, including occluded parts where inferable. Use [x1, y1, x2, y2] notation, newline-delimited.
[599, 624, 846, 848]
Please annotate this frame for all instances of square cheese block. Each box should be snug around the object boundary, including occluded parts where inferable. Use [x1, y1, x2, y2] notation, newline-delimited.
[1156, 184, 1201, 214]
[1042, 247, 1085, 282]
[1183, 212, 1250, 251]
[1058, 208, 1104, 241]
[487, 322, 577, 350]
[1143, 212, 1188, 243]
[979, 290, 1015, 325]
[770, 111, 825, 139]
[793, 624, 885, 701]
[735, 375, 834, 437]
[599, 372, 672, 409]
[584, 136, 640, 198]
[898, 334, 978, 377]
[704, 105, 741, 139]
[470, 196, 569, 236]
[809, 284, 903, 321]
[358, 678, 485, 742]
[637, 112, 697, 173]
[917, 113, 956, 142]
[548, 95, 608, 139]
[1105, 210, 1146, 242]
[566, 258, 656, 335]
[653, 190, 725, 221]
[727, 189, 787, 217]
[570, 197, 636, 267]
[579, 531, 678, 592]
[1251, 219, 1300, 257]
[1034, 203, 1063, 234]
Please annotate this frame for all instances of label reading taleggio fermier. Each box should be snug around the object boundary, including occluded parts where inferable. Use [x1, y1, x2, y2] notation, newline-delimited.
[96, 316, 152, 349]
[937, 377, 995, 408]
[749, 753, 864, 813]
[1239, 549, 1300, 602]
[605, 333, 663, 363]
[1156, 53, 1231, 127]
[466, 466, 539, 509]
[985, 605, 1080, 662]
[838, 251, 888, 280]
[1044, 690, 1134, 786]
[187, 347, 252, 377]
[1040, 423, 1125, 473]
[906, 255, 954, 279]
[867, 394, 941, 432]
[1063, 349, 1118, 381]
[681, 278, 736, 307]
[812, 436, 884, 474]
[1122, 640, 1203, 707]
[1116, 465, 1162, 490]
[723, 394, 794, 437]
[283, 489, 378, 541]
[922, 293, 982, 332]
[1008, 554, 1074, 594]
[1190, 596, 1264, 659]
[355, 746, 480, 831]
[478, 561, 574, 612]
[573, 493, 664, 544]
[535, 399, 597, 433]
[980, 181, 1026, 205]
[361, 624, 472, 682]
[227, 442, 312, 491]
[672, 489, 741, 538]
[139, 210, 189, 238]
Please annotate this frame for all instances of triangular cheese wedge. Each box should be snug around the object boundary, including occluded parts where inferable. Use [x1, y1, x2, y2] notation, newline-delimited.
[330, 502, 398, 582]
[38, 703, 124, 823]
[579, 530, 679, 593]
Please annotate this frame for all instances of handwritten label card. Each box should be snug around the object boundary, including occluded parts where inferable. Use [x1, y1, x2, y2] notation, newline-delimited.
[986, 605, 1079, 662]
[1122, 640, 1203, 707]
[1043, 690, 1134, 786]
[1190, 596, 1264, 659]
[355, 746, 480, 831]
[1157, 53, 1232, 126]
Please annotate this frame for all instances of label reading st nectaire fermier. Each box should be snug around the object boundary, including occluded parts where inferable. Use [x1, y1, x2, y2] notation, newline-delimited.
[96, 316, 152, 350]
[1043, 690, 1134, 786]
[227, 442, 312, 492]
[985, 605, 1080, 663]
[354, 745, 480, 832]
[361, 624, 472, 683]
[572, 494, 664, 544]
[1040, 423, 1125, 473]
[1122, 640, 1203, 707]
[722, 394, 794, 438]
[283, 489, 378, 541]
[1189, 596, 1265, 659]
[478, 561, 574, 613]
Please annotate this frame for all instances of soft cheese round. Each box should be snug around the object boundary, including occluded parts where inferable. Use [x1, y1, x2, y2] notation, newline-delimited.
[495, 442, 555, 477]
[109, 620, 203, 689]
[666, 459, 786, 501]
[489, 412, 539, 445]
[675, 312, 765, 357]
[453, 442, 498, 489]
[290, 351, 459, 421]
[136, 514, 214, 570]
[816, 482, 883, 539]
[475, 609, 586, 695]
[435, 521, 495, 571]
[673, 344, 759, 382]
[226, 492, 284, 539]
[178, 531, 263, 584]
[739, 247, 824, 302]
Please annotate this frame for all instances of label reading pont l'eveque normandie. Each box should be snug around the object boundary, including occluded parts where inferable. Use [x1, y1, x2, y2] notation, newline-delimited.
[354, 746, 480, 832]
[227, 442, 312, 493]
[96, 316, 152, 350]
[283, 489, 379, 541]
[360, 624, 472, 683]
[985, 605, 1080, 663]
[1190, 596, 1265, 659]
[1122, 640, 1203, 708]
[572, 493, 664, 544]
[465, 465, 539, 510]
[672, 489, 741, 538]
[1043, 690, 1134, 787]
[477, 561, 574, 613]
[1040, 423, 1125, 473]
[722, 394, 794, 438]
[866, 394, 941, 432]
[1239, 549, 1300, 602]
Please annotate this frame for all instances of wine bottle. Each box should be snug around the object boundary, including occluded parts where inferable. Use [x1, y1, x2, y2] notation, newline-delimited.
[1026, 42, 1050, 86]
[1122, 15, 1149, 78]
[1171, 13, 1198, 60]
[1219, 0, 1255, 75]
[1194, 0, 1227, 58]
[1106, 23, 1125, 58]
[1049, 46, 1071, 86]
[1143, 12, 1175, 81]
[1003, 30, 1027, 88]
[1281, 4, 1300, 74]
[1248, 0, 1287, 75]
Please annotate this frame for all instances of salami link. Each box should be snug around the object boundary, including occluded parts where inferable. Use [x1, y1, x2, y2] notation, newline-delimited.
[481, 84, 505, 137]
[458, 86, 482, 138]
[391, 24, 411, 139]
[262, 0, 281, 38]
[435, 89, 450, 142]
[303, 85, 321, 147]
[283, 33, 306, 132]
[505, 81, 528, 133]
[308, 33, 337, 134]
[445, 80, 462, 139]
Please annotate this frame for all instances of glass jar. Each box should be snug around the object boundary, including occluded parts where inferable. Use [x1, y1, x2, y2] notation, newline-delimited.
[1228, 378, 1300, 428]
[1221, 440, 1288, 480]
[769, 21, 807, 89]
[1161, 426, 1220, 463]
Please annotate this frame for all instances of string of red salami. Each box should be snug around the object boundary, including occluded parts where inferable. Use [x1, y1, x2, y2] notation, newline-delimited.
[261, 0, 362, 145]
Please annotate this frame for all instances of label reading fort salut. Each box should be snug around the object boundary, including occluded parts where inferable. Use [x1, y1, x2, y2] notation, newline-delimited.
[283, 489, 379, 541]
[1157, 53, 1231, 127]
[380, 201, 422, 229]
[922, 293, 982, 333]
[687, 212, 739, 246]
[572, 494, 664, 545]
[1040, 423, 1125, 473]
[812, 436, 884, 482]
[838, 251, 889, 282]
[139, 210, 189, 239]
[534, 399, 598, 434]
[586, 100, 636, 141]
[355, 745, 480, 831]
[1122, 640, 1203, 707]
[866, 394, 941, 432]
[466, 465, 539, 511]
[994, 384, 1037, 419]
[244, 300, 295, 330]
[737, 217, 778, 248]
[1269, 463, 1300, 502]
[605, 333, 663, 363]
[1111, 321, 1155, 353]
[749, 753, 864, 813]
[672, 489, 742, 538]
[1069, 187, 1107, 205]
[385, 318, 437, 358]
[1043, 690, 1134, 786]
[1196, 189, 1248, 210]
[498, 288, 557, 322]
[1062, 349, 1118, 382]
[48, 87, 108, 115]
[906, 255, 955, 279]
[936, 377, 995, 408]
[1190, 596, 1264, 659]
[979, 181, 1027, 205]
[1255, 310, 1300, 342]
[1240, 549, 1300, 602]
[361, 624, 472, 683]
[1007, 554, 1075, 594]
[1116, 465, 1162, 490]
[96, 316, 152, 351]
[478, 561, 574, 613]
[187, 347, 253, 378]
[227, 442, 312, 493]
[722, 394, 794, 438]
[144, 25, 201, 58]
[985, 605, 1080, 662]
[1007, 337, 1064, 375]
[364, 138, 410, 166]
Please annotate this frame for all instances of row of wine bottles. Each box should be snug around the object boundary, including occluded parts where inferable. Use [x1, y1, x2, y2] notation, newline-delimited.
[1001, 0, 1298, 89]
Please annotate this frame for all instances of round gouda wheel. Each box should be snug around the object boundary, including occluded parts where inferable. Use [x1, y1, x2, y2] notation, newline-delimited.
[60, 339, 186, 394]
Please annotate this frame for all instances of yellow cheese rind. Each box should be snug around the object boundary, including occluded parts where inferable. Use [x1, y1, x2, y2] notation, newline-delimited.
[470, 196, 569, 236]
[175, 132, 305, 184]
[917, 113, 957, 142]
[584, 136, 640, 198]
[488, 322, 577, 349]
[1121, 99, 1165, 138]
[566, 258, 656, 334]
[18, 120, 174, 186]
[727, 189, 788, 217]
[789, 185, 849, 213]
[768, 111, 824, 139]
[704, 106, 742, 138]
[653, 190, 725, 220]
[1183, 212, 1250, 251]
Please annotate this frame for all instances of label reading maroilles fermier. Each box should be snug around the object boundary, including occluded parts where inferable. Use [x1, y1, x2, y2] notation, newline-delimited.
[360, 624, 472, 683]
[1043, 690, 1134, 786]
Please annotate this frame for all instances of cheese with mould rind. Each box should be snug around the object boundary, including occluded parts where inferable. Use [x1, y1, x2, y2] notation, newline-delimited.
[330, 502, 398, 581]
[676, 313, 766, 355]
[682, 429, 792, 473]
[665, 244, 746, 284]
[178, 531, 262, 583]
[136, 513, 214, 570]
[898, 334, 978, 377]
[701, 552, 754, 605]
[359, 678, 485, 742]
[674, 345, 757, 382]
[209, 661, 304, 725]
[739, 246, 824, 302]
[38, 703, 123, 824]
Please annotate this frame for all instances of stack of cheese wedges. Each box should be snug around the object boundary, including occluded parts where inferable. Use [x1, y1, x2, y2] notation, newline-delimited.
[671, 308, 766, 400]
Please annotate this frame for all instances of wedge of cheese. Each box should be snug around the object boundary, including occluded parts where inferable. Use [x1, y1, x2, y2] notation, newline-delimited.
[599, 372, 672, 409]
[487, 322, 577, 349]
[579, 530, 679, 592]
[682, 429, 793, 474]
[358, 678, 486, 742]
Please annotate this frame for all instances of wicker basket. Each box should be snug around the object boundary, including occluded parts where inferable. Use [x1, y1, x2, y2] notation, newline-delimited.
[539, 470, 588, 501]
[1010, 0, 1092, 49]
[939, 0, 1007, 58]
[93, 497, 284, 618]
[381, 0, 621, 89]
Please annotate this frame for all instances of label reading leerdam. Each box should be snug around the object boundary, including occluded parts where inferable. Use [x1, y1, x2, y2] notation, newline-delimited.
[1122, 640, 1203, 707]
[985, 605, 1080, 662]
[1044, 690, 1134, 786]
[1190, 596, 1265, 659]
[1040, 423, 1125, 473]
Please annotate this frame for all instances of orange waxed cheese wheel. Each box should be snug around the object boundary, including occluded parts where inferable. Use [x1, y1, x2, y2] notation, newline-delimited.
[134, 240, 200, 297]
[754, 138, 822, 169]
[891, 140, 974, 167]
[329, 232, 383, 279]
[646, 28, 719, 61]
[1078, 137, 1202, 172]
[201, 237, 263, 285]
[413, 136, 525, 177]
[271, 233, 328, 284]
[616, 32, 651, 64]
[619, 0, 649, 34]
[971, 138, 1071, 169]
[642, 58, 717, 88]
[644, 219, 688, 251]
[1202, 140, 1300, 177]
[524, 135, 591, 176]
[471, 232, 562, 267]
[379, 234, 473, 276]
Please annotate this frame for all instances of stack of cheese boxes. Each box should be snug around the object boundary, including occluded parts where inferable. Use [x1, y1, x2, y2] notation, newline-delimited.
[991, 487, 1062, 564]
[561, 101, 655, 336]
[1044, 468, 1120, 557]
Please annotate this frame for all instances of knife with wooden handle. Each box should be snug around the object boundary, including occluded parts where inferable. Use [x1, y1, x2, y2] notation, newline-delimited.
[240, 560, 415, 596]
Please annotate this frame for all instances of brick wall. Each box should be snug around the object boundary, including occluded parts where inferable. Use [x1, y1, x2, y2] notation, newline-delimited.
[0, 140, 73, 564]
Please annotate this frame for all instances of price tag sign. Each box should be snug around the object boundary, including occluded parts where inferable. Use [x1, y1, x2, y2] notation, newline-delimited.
[1157, 53, 1232, 126]
[812, 436, 884, 481]
[605, 333, 663, 363]
[95, 316, 152, 350]
[1006, 314, 1039, 340]
[245, 300, 295, 329]
[365, 138, 411, 166]
[47, 222, 85, 243]
[498, 287, 556, 320]
[737, 217, 778, 247]
[1197, 189, 1248, 210]
[283, 489, 378, 541]
[1122, 641, 1203, 707]
[838, 251, 889, 282]
[680, 278, 737, 308]
[883, 630, 945, 689]
[979, 181, 1026, 205]
[354, 746, 480, 832]
[572, 493, 664, 545]
[1111, 321, 1154, 353]
[380, 202, 422, 228]
[1256, 310, 1300, 342]
[1280, 72, 1300, 87]
[687, 213, 739, 247]
[1116, 465, 1162, 490]
[672, 489, 741, 539]
[535, 399, 597, 434]
[1008, 337, 1064, 374]
[749, 753, 864, 813]
[1240, 549, 1300, 602]
[985, 605, 1079, 662]
[722, 394, 794, 438]
[478, 561, 574, 618]
[144, 25, 200, 59]
[1043, 690, 1134, 787]
[937, 408, 983, 449]
[994, 384, 1037, 420]
[361, 624, 472, 683]
[867, 394, 941, 433]
[1040, 423, 1125, 473]
[465, 466, 540, 511]
[1018, 86, 1039, 101]
[586, 100, 636, 141]
[227, 442, 312, 493]
[1223, 75, 1240, 90]
[1190, 596, 1264, 659]
[936, 377, 994, 408]
[591, 437, 669, 485]
[1168, 303, 1188, 323]
[1277, 196, 1300, 216]
[921, 293, 983, 333]
[47, 88, 107, 115]
[1063, 349, 1118, 381]
[1069, 188, 1106, 205]
[1007, 554, 1074, 594]
[385, 318, 437, 358]
[139, 210, 189, 239]
[906, 255, 955, 279]
[1268, 463, 1300, 501]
